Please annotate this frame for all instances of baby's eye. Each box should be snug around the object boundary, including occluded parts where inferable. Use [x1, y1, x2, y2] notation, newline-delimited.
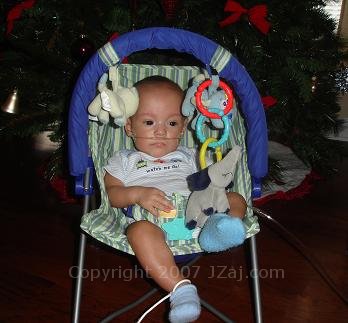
[143, 120, 154, 126]
[169, 121, 178, 127]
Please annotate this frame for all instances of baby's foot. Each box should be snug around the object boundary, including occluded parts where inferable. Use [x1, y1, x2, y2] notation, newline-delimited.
[169, 284, 201, 322]
[199, 213, 246, 252]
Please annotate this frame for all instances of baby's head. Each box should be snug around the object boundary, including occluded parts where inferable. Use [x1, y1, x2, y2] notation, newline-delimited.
[125, 76, 186, 158]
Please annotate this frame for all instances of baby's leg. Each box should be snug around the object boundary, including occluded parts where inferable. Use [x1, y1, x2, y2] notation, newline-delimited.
[226, 191, 247, 219]
[127, 220, 183, 292]
[127, 221, 200, 322]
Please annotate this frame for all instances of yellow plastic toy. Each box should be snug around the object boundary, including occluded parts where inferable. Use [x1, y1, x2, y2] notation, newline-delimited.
[199, 137, 222, 169]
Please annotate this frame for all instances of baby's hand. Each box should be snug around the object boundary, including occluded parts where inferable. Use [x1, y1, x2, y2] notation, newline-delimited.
[135, 187, 174, 217]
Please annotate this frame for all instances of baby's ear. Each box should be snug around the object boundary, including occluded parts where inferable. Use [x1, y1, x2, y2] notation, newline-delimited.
[124, 118, 133, 137]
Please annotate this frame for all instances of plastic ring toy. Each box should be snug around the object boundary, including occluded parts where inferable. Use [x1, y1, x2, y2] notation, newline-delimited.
[199, 138, 222, 169]
[196, 109, 230, 148]
[195, 79, 234, 119]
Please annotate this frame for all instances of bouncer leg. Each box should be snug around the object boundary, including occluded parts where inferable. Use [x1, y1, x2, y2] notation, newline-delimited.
[72, 171, 91, 323]
[72, 232, 87, 323]
[249, 235, 262, 323]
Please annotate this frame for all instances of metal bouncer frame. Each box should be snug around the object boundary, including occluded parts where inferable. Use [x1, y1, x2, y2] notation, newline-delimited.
[68, 27, 268, 323]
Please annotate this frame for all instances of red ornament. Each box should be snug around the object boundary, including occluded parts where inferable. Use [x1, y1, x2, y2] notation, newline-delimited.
[161, 0, 180, 21]
[108, 32, 120, 42]
[219, 0, 271, 35]
[261, 96, 277, 109]
[6, 0, 36, 35]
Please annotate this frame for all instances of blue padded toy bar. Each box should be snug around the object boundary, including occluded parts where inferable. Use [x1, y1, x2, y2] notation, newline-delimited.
[68, 27, 268, 183]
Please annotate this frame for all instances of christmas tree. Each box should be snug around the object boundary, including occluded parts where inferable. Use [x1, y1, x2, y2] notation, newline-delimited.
[0, 0, 346, 179]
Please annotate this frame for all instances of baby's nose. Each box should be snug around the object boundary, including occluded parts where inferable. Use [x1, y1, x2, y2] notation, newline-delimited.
[154, 122, 167, 136]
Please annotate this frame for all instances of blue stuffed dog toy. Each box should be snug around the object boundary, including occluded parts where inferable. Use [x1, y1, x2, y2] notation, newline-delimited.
[182, 74, 233, 130]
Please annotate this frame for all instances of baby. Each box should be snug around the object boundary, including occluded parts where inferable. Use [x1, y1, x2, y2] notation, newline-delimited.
[104, 76, 247, 322]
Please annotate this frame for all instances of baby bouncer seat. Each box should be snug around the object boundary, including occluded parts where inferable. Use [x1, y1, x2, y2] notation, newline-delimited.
[69, 27, 268, 322]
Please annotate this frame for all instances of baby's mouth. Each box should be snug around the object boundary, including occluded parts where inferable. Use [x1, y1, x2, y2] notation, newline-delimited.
[152, 142, 166, 147]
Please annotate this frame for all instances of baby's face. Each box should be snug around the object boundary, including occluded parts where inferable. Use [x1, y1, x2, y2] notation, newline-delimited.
[125, 83, 186, 158]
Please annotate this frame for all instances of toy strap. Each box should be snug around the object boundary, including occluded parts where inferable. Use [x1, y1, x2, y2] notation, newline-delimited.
[109, 66, 119, 91]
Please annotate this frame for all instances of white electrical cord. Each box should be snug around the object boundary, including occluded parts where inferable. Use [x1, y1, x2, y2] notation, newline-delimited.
[136, 279, 191, 323]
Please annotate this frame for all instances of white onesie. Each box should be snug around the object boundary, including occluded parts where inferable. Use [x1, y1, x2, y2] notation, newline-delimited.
[104, 146, 198, 197]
